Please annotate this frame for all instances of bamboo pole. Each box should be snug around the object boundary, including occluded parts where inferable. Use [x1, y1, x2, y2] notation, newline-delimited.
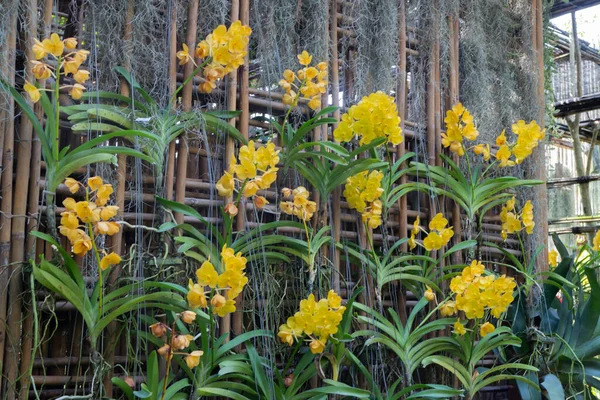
[448, 12, 462, 265]
[533, 0, 548, 272]
[0, 3, 18, 395]
[230, 0, 250, 341]
[18, 1, 54, 397]
[395, 0, 408, 323]
[330, 0, 341, 293]
[174, 0, 199, 226]
[220, 0, 240, 341]
[433, 3, 441, 168]
[5, 0, 37, 396]
[104, 1, 135, 394]
[165, 1, 178, 201]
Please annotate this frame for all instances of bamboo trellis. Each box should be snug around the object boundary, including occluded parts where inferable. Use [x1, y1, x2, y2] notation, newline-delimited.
[0, 0, 547, 398]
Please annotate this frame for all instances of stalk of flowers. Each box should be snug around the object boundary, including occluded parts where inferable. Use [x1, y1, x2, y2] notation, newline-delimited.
[333, 91, 403, 146]
[176, 21, 251, 94]
[446, 260, 516, 338]
[59, 177, 121, 266]
[494, 120, 545, 167]
[150, 311, 204, 399]
[279, 186, 319, 292]
[279, 50, 328, 111]
[343, 170, 385, 229]
[408, 213, 454, 252]
[278, 290, 345, 354]
[216, 140, 279, 211]
[25, 33, 91, 103]
[441, 103, 478, 156]
[499, 197, 534, 240]
[280, 186, 317, 222]
[186, 245, 248, 318]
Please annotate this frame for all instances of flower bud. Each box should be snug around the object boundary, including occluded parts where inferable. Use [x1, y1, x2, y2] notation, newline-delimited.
[157, 344, 171, 357]
[63, 37, 78, 50]
[224, 203, 238, 217]
[253, 196, 269, 210]
[181, 310, 197, 324]
[124, 376, 135, 388]
[211, 294, 227, 308]
[282, 188, 292, 198]
[284, 374, 294, 387]
[172, 334, 193, 350]
[149, 322, 167, 338]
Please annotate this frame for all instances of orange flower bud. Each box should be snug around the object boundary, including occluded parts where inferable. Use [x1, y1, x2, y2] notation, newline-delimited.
[224, 203, 238, 217]
[149, 322, 167, 338]
[157, 344, 171, 357]
[181, 310, 197, 324]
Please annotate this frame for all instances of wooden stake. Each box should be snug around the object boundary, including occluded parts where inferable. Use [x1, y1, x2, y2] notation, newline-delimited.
[395, 0, 408, 323]
[0, 3, 18, 395]
[330, 0, 341, 293]
[104, 0, 134, 394]
[165, 1, 178, 201]
[448, 11, 462, 265]
[220, 0, 240, 341]
[174, 0, 199, 225]
[18, 1, 53, 397]
[5, 0, 37, 396]
[230, 0, 250, 340]
[533, 0, 548, 272]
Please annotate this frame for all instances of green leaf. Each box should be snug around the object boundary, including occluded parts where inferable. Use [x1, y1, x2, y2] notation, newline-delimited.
[196, 387, 251, 400]
[112, 377, 135, 400]
[71, 121, 123, 133]
[214, 329, 272, 360]
[540, 374, 564, 400]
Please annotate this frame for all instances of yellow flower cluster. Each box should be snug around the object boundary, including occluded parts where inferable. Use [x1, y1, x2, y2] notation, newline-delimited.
[450, 260, 516, 320]
[494, 120, 545, 166]
[442, 103, 478, 156]
[421, 213, 454, 252]
[216, 141, 279, 200]
[151, 313, 204, 369]
[280, 186, 317, 221]
[59, 177, 121, 270]
[343, 171, 384, 229]
[333, 91, 403, 146]
[593, 231, 600, 251]
[499, 197, 534, 240]
[177, 21, 252, 94]
[279, 50, 328, 111]
[25, 33, 90, 103]
[186, 245, 248, 317]
[278, 290, 345, 354]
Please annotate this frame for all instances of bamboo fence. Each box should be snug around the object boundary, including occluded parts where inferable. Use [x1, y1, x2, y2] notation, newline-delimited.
[0, 0, 547, 398]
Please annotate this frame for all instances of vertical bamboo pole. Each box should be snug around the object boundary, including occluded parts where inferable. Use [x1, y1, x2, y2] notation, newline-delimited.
[230, 0, 250, 340]
[448, 12, 462, 265]
[395, 0, 408, 323]
[104, 2, 135, 395]
[165, 1, 178, 202]
[330, 0, 341, 293]
[433, 2, 441, 168]
[174, 0, 200, 225]
[533, 0, 548, 273]
[221, 0, 240, 341]
[0, 3, 18, 395]
[5, 0, 37, 396]
[18, 1, 53, 397]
